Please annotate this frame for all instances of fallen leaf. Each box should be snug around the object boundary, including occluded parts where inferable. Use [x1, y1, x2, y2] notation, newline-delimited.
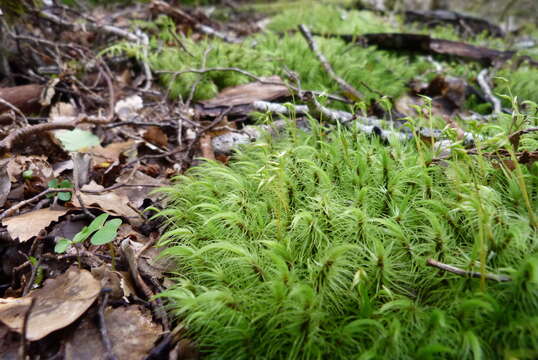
[0, 267, 101, 341]
[5, 155, 54, 183]
[196, 76, 290, 117]
[143, 126, 168, 148]
[115, 171, 165, 208]
[65, 306, 162, 360]
[55, 129, 101, 152]
[88, 140, 138, 164]
[91, 265, 134, 301]
[2, 207, 69, 242]
[73, 181, 141, 222]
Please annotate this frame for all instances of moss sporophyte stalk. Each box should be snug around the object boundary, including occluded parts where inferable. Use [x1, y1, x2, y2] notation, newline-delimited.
[155, 118, 538, 359]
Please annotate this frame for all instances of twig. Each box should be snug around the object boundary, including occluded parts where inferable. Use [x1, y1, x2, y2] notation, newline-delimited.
[19, 298, 36, 360]
[0, 188, 73, 220]
[98, 290, 118, 360]
[426, 258, 511, 282]
[184, 108, 232, 168]
[298, 24, 363, 101]
[0, 115, 110, 155]
[477, 69, 501, 114]
[0, 97, 28, 126]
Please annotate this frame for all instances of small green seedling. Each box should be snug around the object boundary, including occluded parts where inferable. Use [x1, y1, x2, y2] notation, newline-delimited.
[47, 178, 74, 202]
[54, 213, 122, 253]
[22, 170, 33, 180]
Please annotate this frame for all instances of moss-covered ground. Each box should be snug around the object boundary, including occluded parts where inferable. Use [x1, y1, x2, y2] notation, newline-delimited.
[142, 2, 538, 359]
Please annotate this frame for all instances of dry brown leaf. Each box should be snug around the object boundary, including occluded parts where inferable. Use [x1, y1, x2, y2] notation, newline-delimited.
[196, 76, 290, 117]
[5, 155, 54, 183]
[0, 267, 101, 341]
[88, 140, 138, 165]
[114, 171, 165, 208]
[200, 76, 289, 108]
[65, 306, 162, 360]
[1, 207, 69, 242]
[143, 126, 168, 148]
[73, 181, 141, 222]
[91, 265, 135, 301]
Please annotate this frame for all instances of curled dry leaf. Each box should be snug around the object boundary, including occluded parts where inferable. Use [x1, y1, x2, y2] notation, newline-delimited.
[91, 265, 135, 302]
[0, 267, 101, 341]
[65, 306, 162, 360]
[88, 140, 138, 165]
[1, 207, 69, 242]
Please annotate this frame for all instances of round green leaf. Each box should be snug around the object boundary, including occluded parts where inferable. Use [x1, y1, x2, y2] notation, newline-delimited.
[55, 129, 100, 152]
[54, 238, 71, 253]
[72, 213, 109, 243]
[90, 218, 122, 246]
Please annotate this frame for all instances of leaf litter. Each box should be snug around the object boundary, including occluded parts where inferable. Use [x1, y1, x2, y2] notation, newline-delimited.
[0, 0, 536, 358]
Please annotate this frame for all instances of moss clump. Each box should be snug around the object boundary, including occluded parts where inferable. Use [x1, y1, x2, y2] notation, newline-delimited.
[157, 118, 538, 359]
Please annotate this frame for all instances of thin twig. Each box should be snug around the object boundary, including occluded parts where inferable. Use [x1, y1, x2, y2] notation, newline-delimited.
[0, 98, 29, 126]
[298, 24, 363, 101]
[426, 258, 511, 282]
[98, 290, 118, 360]
[19, 298, 36, 360]
[477, 69, 501, 114]
[0, 188, 73, 220]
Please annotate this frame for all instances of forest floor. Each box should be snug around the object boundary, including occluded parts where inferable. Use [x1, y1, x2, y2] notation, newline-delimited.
[0, 0, 537, 359]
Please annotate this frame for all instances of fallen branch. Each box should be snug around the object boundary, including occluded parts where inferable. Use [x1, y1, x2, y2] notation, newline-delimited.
[477, 69, 502, 114]
[312, 32, 537, 67]
[298, 25, 363, 101]
[19, 298, 36, 360]
[0, 115, 110, 155]
[97, 290, 118, 360]
[426, 258, 511, 282]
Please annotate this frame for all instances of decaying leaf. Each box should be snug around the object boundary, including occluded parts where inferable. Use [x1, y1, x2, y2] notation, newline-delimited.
[91, 265, 134, 301]
[73, 181, 141, 223]
[143, 126, 168, 148]
[114, 171, 165, 208]
[1, 207, 69, 242]
[65, 306, 162, 360]
[0, 267, 101, 341]
[5, 155, 54, 183]
[88, 140, 138, 165]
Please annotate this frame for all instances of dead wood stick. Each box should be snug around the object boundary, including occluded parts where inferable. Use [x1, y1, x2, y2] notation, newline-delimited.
[477, 69, 501, 114]
[0, 188, 73, 221]
[19, 298, 36, 360]
[426, 258, 511, 282]
[298, 24, 363, 101]
[0, 116, 110, 155]
[98, 290, 118, 360]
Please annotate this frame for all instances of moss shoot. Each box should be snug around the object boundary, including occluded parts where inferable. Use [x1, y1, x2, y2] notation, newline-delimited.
[156, 115, 538, 359]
